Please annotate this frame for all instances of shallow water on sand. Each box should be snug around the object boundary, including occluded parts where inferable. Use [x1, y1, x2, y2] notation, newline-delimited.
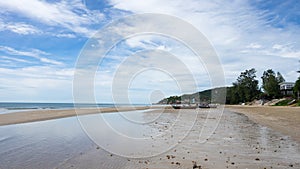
[0, 109, 157, 169]
[0, 109, 300, 169]
[0, 116, 93, 169]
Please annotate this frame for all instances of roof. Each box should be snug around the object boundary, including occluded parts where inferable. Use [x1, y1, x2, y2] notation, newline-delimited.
[279, 82, 295, 85]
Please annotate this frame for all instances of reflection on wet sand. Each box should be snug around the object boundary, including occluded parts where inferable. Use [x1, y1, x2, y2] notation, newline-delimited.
[62, 109, 300, 169]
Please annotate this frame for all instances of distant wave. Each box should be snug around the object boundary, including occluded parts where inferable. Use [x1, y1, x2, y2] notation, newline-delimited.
[0, 103, 148, 114]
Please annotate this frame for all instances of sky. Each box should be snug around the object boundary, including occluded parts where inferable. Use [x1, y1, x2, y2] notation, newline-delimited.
[0, 0, 300, 103]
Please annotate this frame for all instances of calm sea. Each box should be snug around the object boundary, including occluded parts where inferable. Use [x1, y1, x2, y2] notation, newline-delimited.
[0, 102, 146, 114]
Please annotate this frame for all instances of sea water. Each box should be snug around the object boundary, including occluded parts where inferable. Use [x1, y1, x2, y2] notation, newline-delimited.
[0, 102, 146, 114]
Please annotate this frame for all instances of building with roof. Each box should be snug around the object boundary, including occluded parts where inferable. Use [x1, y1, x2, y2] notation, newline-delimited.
[279, 82, 295, 96]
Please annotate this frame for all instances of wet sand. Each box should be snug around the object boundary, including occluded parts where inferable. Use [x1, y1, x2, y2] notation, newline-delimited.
[57, 108, 300, 169]
[0, 106, 151, 126]
[226, 105, 300, 143]
[1, 107, 300, 169]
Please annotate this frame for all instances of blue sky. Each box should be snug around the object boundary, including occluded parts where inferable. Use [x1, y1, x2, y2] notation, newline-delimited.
[0, 0, 299, 103]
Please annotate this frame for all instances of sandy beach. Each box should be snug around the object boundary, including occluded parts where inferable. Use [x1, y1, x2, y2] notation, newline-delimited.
[0, 106, 151, 126]
[2, 105, 299, 139]
[1, 106, 300, 169]
[57, 108, 300, 169]
[1, 105, 300, 143]
[226, 105, 300, 143]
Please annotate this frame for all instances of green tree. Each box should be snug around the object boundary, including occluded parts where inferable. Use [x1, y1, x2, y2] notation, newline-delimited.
[261, 69, 284, 99]
[230, 68, 260, 104]
[167, 96, 181, 104]
[294, 77, 300, 100]
[227, 86, 242, 104]
[276, 72, 285, 83]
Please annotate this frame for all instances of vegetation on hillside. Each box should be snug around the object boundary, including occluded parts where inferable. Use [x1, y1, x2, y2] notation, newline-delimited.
[157, 87, 227, 104]
[157, 68, 299, 106]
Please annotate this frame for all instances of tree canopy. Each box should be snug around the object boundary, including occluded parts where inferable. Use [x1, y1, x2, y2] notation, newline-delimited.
[261, 69, 285, 99]
[229, 68, 260, 104]
[157, 68, 298, 105]
[294, 77, 300, 99]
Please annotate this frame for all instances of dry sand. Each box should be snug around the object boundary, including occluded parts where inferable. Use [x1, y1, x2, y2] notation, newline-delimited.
[226, 105, 300, 143]
[0, 106, 151, 126]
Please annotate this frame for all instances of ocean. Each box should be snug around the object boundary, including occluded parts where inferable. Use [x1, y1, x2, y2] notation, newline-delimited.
[0, 102, 146, 114]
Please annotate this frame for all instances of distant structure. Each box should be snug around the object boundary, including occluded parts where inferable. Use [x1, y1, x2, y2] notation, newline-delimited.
[279, 82, 295, 96]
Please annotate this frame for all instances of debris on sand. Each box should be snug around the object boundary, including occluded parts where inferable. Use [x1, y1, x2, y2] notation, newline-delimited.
[192, 161, 202, 169]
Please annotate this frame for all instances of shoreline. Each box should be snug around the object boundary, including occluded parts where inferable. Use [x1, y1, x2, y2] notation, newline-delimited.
[0, 106, 153, 126]
[2, 107, 299, 169]
[1, 104, 300, 144]
[226, 105, 300, 143]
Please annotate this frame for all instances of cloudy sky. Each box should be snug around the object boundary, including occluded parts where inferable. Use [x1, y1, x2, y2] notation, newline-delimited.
[0, 0, 299, 103]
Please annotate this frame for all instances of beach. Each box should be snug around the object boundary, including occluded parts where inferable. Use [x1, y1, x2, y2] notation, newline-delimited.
[0, 106, 300, 169]
[0, 106, 150, 126]
[226, 105, 300, 143]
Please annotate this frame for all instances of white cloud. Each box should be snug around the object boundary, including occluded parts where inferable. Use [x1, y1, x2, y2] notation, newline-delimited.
[108, 0, 300, 85]
[39, 58, 63, 65]
[0, 55, 33, 64]
[54, 33, 76, 38]
[0, 66, 74, 80]
[0, 0, 104, 37]
[243, 43, 300, 60]
[273, 44, 284, 50]
[92, 45, 209, 103]
[0, 19, 76, 38]
[1, 0, 299, 103]
[0, 46, 63, 65]
[0, 66, 74, 102]
[0, 20, 41, 35]
[247, 43, 262, 49]
[269, 44, 300, 59]
[0, 46, 48, 57]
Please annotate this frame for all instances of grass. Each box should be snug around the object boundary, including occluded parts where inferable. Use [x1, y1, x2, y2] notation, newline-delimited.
[274, 99, 293, 106]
